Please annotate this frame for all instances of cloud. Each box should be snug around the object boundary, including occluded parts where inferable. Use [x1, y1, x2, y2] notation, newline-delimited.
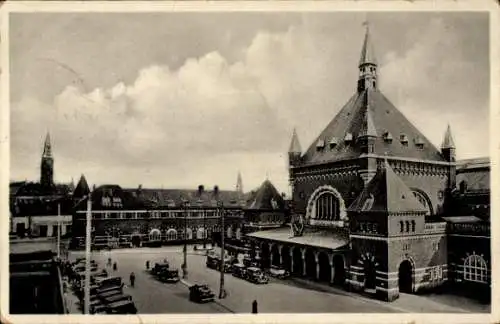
[10, 17, 489, 193]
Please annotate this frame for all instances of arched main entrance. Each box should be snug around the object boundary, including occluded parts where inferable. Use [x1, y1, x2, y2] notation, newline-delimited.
[292, 247, 303, 276]
[364, 261, 376, 290]
[399, 260, 414, 293]
[333, 255, 345, 285]
[318, 252, 331, 282]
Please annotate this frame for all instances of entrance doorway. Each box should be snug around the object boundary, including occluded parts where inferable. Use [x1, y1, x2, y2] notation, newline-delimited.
[333, 255, 345, 285]
[39, 225, 48, 237]
[364, 261, 376, 290]
[398, 260, 413, 293]
[131, 235, 141, 247]
[16, 223, 26, 237]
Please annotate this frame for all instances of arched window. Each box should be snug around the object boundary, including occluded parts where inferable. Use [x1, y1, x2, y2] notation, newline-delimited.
[197, 227, 206, 239]
[411, 190, 432, 216]
[411, 220, 416, 232]
[405, 221, 410, 233]
[315, 192, 340, 220]
[463, 254, 488, 283]
[166, 229, 177, 241]
[227, 226, 233, 238]
[235, 228, 242, 240]
[149, 228, 161, 241]
[400, 221, 404, 233]
[184, 228, 193, 240]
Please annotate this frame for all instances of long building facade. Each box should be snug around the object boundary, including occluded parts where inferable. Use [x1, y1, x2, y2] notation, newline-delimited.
[245, 25, 491, 303]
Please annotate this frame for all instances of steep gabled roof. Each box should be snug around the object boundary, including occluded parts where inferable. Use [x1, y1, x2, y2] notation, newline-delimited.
[247, 179, 284, 210]
[73, 174, 90, 198]
[301, 88, 445, 165]
[348, 160, 428, 214]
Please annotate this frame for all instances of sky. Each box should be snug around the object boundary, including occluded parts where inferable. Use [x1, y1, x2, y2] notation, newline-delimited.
[9, 11, 490, 194]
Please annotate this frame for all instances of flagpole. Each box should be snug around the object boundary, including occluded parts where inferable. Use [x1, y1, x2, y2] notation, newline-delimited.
[84, 192, 92, 314]
[57, 203, 61, 259]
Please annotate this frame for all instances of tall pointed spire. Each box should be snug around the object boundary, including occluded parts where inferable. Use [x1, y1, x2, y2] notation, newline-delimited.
[236, 171, 243, 194]
[441, 124, 455, 149]
[357, 21, 378, 93]
[359, 21, 377, 67]
[42, 132, 52, 158]
[288, 128, 302, 153]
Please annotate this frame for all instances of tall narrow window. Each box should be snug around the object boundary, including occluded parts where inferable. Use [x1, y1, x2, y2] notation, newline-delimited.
[411, 220, 416, 232]
[400, 221, 404, 233]
[405, 221, 410, 233]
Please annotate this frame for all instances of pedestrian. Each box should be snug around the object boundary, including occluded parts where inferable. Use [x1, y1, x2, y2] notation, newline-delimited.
[130, 272, 136, 287]
[113, 262, 117, 271]
[146, 260, 150, 270]
[252, 300, 258, 314]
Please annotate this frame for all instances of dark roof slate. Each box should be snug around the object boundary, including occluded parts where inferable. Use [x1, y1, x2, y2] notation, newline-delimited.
[302, 88, 445, 165]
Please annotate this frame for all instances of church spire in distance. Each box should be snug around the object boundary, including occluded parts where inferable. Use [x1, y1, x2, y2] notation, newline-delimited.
[357, 20, 378, 93]
[42, 132, 52, 158]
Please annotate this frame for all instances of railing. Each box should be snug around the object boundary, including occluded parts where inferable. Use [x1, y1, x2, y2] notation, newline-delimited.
[424, 222, 447, 234]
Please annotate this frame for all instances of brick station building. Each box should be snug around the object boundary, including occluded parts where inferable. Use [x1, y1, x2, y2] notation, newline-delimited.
[245, 25, 491, 302]
[70, 180, 248, 249]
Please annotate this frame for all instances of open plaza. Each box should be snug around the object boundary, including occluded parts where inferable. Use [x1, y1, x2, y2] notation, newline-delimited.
[64, 246, 489, 314]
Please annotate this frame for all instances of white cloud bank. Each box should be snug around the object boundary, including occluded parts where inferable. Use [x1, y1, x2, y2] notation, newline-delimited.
[10, 18, 489, 194]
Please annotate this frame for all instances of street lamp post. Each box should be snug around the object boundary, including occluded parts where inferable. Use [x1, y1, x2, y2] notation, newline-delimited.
[84, 192, 92, 314]
[57, 203, 61, 259]
[182, 199, 189, 279]
[215, 185, 226, 299]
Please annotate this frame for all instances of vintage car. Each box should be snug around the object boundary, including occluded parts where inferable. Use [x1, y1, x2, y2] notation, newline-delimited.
[95, 276, 122, 289]
[106, 300, 138, 314]
[189, 284, 215, 303]
[101, 293, 133, 305]
[157, 268, 180, 283]
[90, 303, 108, 314]
[151, 262, 170, 276]
[96, 285, 123, 297]
[246, 267, 269, 284]
[231, 263, 248, 279]
[267, 265, 290, 279]
[206, 255, 232, 272]
[98, 288, 124, 300]
[242, 255, 260, 268]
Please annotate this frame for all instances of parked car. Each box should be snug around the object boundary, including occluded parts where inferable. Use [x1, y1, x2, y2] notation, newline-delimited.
[268, 265, 290, 279]
[106, 300, 138, 314]
[243, 255, 260, 268]
[151, 262, 169, 276]
[206, 255, 233, 272]
[95, 276, 122, 289]
[157, 268, 180, 283]
[232, 263, 248, 279]
[246, 267, 269, 284]
[101, 293, 133, 305]
[189, 284, 215, 303]
[98, 288, 124, 300]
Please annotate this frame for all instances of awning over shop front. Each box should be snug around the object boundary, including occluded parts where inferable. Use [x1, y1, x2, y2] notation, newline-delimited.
[246, 227, 349, 250]
[224, 243, 251, 253]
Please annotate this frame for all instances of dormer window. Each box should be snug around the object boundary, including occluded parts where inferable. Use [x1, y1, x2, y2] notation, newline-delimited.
[400, 134, 409, 146]
[329, 137, 338, 149]
[344, 132, 353, 144]
[383, 131, 393, 143]
[415, 136, 424, 149]
[316, 139, 325, 151]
